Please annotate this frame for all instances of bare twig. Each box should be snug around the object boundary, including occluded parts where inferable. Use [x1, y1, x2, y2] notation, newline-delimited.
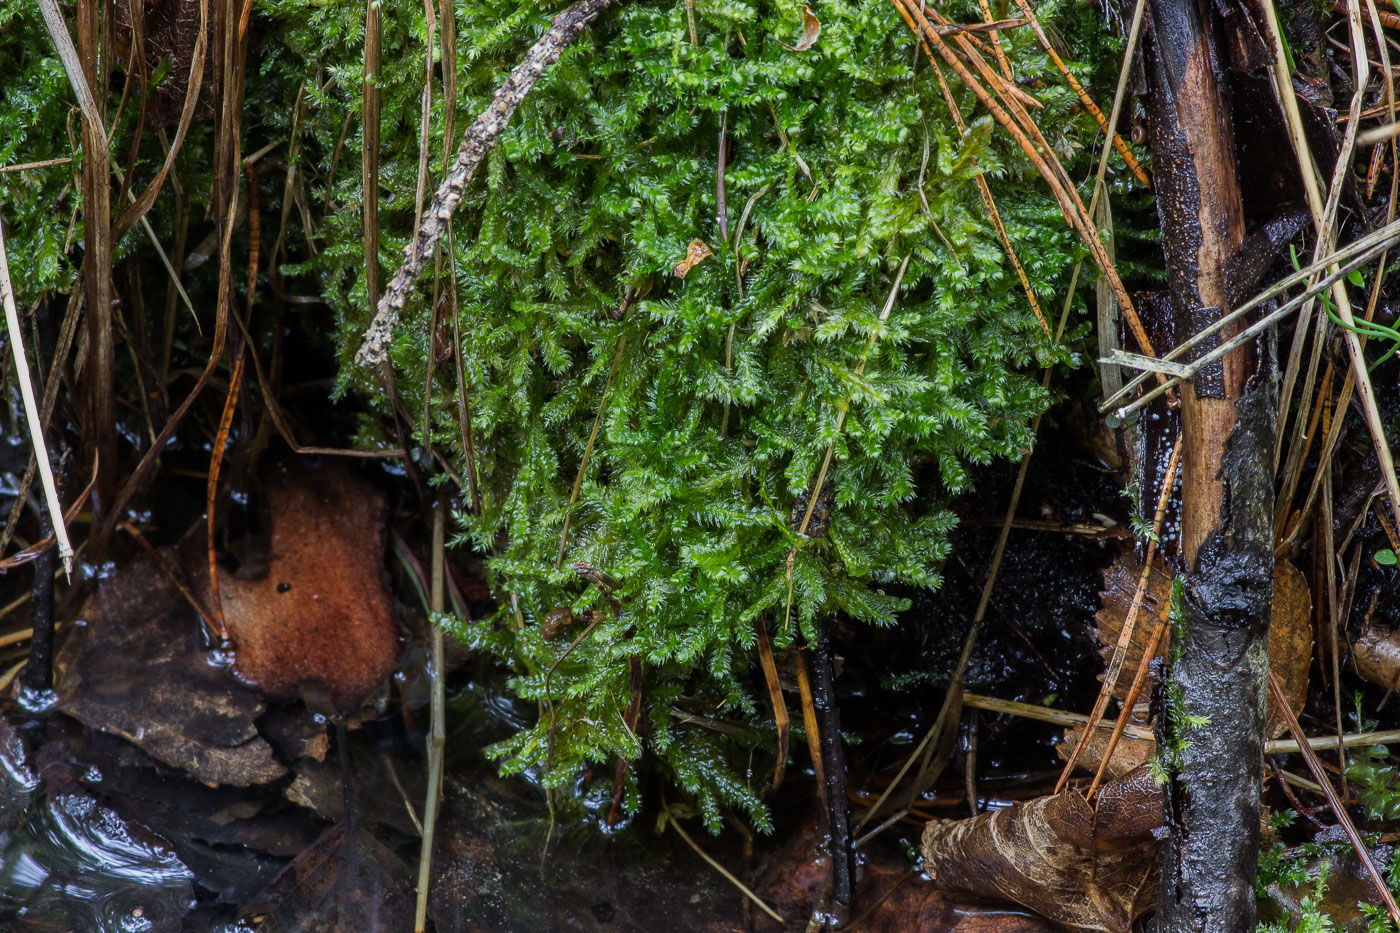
[0, 157, 74, 174]
[356, 0, 621, 366]
[415, 500, 449, 932]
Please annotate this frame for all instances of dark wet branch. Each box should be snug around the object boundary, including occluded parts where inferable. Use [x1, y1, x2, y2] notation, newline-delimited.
[21, 507, 56, 697]
[1143, 0, 1274, 925]
[809, 633, 855, 928]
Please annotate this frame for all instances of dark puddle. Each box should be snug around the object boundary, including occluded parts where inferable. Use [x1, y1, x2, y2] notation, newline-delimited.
[0, 400, 1130, 932]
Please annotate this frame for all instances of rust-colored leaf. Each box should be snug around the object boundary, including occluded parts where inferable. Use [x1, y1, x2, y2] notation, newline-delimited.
[919, 768, 1163, 932]
[781, 5, 822, 51]
[672, 238, 713, 279]
[188, 460, 401, 710]
[1095, 553, 1310, 738]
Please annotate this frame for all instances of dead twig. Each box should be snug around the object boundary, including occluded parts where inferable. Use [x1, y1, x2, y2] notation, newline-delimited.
[414, 500, 450, 932]
[356, 0, 622, 366]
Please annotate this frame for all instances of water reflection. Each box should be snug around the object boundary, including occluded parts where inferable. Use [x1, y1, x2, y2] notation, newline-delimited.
[0, 722, 194, 932]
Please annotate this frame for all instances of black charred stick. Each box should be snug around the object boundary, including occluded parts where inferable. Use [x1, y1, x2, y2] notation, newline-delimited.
[809, 632, 854, 926]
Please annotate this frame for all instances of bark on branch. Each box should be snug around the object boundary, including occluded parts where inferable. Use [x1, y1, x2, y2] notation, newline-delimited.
[355, 0, 618, 367]
[1142, 0, 1275, 927]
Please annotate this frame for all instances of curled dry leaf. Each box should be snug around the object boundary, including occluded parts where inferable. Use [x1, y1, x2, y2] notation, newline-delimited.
[780, 5, 822, 51]
[188, 460, 401, 710]
[673, 238, 713, 278]
[920, 768, 1163, 932]
[1095, 553, 1310, 739]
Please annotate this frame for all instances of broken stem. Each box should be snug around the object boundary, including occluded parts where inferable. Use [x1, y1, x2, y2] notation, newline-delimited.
[415, 499, 449, 931]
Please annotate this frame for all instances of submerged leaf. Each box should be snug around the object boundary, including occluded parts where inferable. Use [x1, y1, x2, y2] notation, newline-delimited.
[55, 552, 286, 787]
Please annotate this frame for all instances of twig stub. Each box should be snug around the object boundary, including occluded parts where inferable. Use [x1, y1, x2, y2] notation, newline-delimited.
[355, 0, 619, 367]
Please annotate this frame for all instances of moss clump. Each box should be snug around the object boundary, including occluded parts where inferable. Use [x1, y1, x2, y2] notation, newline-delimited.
[1, 0, 1128, 832]
[302, 0, 1118, 831]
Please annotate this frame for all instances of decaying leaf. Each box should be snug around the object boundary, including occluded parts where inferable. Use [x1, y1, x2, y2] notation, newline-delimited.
[1352, 621, 1400, 689]
[920, 768, 1163, 932]
[188, 460, 401, 710]
[780, 5, 822, 51]
[233, 822, 415, 932]
[758, 809, 1059, 932]
[55, 552, 287, 787]
[1093, 554, 1173, 702]
[1095, 553, 1310, 738]
[672, 238, 713, 279]
[1056, 721, 1156, 781]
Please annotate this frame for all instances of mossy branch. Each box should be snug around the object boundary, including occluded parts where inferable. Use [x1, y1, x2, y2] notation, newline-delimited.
[355, 0, 620, 367]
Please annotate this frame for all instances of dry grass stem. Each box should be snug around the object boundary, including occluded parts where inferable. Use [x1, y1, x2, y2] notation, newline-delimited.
[0, 215, 73, 576]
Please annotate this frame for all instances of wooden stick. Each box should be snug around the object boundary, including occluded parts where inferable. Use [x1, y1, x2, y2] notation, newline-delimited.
[356, 0, 621, 366]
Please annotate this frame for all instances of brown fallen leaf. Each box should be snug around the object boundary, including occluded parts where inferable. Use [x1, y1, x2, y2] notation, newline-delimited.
[233, 821, 414, 932]
[920, 768, 1163, 932]
[1056, 721, 1155, 782]
[673, 238, 713, 279]
[55, 551, 287, 787]
[780, 5, 821, 51]
[1352, 621, 1400, 689]
[1095, 553, 1310, 739]
[188, 460, 401, 710]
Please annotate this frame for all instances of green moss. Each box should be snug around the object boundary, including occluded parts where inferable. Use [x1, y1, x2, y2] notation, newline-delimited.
[285, 0, 1122, 829]
[1, 0, 1134, 831]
